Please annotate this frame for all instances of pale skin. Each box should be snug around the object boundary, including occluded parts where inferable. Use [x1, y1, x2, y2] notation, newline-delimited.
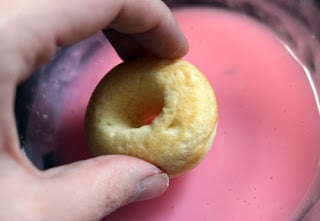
[0, 0, 188, 220]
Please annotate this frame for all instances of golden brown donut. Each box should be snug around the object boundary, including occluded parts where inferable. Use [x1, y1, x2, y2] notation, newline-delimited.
[85, 58, 218, 176]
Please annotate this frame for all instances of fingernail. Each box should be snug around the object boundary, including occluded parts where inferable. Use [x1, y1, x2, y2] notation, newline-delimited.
[135, 173, 169, 202]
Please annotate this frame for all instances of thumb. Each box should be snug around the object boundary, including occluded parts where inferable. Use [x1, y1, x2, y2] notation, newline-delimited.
[40, 155, 169, 221]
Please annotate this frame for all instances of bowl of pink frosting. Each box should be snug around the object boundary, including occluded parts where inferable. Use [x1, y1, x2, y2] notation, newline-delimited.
[15, 1, 320, 220]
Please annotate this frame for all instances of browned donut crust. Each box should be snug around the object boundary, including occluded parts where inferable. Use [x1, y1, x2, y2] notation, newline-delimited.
[85, 58, 218, 176]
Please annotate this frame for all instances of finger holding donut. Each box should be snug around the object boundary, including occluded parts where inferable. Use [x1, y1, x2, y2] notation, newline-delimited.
[0, 0, 189, 220]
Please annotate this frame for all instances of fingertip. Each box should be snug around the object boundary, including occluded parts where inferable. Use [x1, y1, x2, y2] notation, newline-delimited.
[130, 20, 189, 59]
[134, 172, 169, 202]
[165, 34, 189, 59]
[103, 0, 189, 60]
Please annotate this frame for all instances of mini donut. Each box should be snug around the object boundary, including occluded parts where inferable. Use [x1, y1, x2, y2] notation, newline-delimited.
[85, 58, 218, 176]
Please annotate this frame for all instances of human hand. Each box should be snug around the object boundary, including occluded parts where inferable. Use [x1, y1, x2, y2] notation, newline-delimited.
[0, 0, 188, 220]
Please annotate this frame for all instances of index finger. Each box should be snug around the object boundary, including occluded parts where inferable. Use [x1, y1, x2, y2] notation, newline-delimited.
[1, 0, 189, 82]
[48, 0, 189, 59]
[102, 0, 189, 60]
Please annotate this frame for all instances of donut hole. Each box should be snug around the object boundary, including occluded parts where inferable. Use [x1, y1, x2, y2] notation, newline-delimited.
[115, 81, 165, 128]
[101, 98, 164, 129]
[128, 96, 164, 128]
